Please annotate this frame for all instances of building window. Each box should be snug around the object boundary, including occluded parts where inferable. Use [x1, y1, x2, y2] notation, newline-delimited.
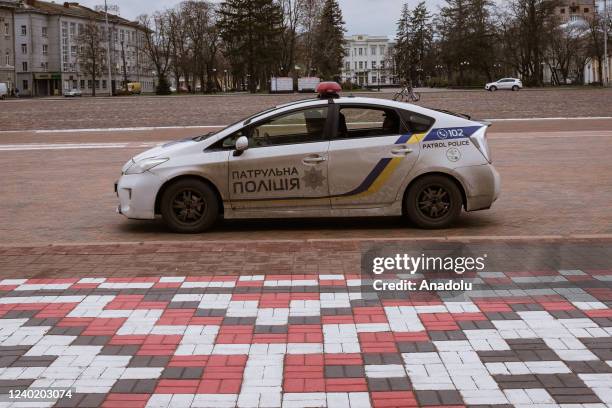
[358, 48, 363, 56]
[584, 7, 589, 12]
[95, 80, 100, 89]
[78, 24, 83, 35]
[354, 62, 357, 69]
[102, 80, 107, 89]
[5, 52, 9, 66]
[372, 61, 377, 69]
[345, 62, 350, 70]
[80, 79, 85, 89]
[560, 8, 565, 13]
[23, 79, 28, 90]
[42, 26, 47, 37]
[43, 44, 48, 55]
[71, 45, 77, 56]
[359, 61, 363, 69]
[22, 61, 27, 71]
[21, 25, 26, 36]
[87, 80, 92, 89]
[70, 22, 75, 36]
[21, 44, 27, 54]
[371, 46, 376, 55]
[4, 23, 9, 36]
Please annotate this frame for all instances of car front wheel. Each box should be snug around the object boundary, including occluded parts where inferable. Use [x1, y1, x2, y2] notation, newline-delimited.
[405, 175, 463, 229]
[160, 178, 219, 233]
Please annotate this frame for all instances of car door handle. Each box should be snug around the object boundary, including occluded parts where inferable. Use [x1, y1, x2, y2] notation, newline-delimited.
[391, 147, 413, 155]
[303, 155, 327, 164]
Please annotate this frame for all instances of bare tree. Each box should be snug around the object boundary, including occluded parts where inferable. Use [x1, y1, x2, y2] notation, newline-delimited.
[183, 1, 220, 93]
[138, 13, 172, 94]
[585, 13, 606, 84]
[279, 0, 302, 76]
[548, 23, 587, 84]
[167, 5, 191, 92]
[77, 19, 107, 96]
[297, 0, 324, 75]
[498, 0, 559, 86]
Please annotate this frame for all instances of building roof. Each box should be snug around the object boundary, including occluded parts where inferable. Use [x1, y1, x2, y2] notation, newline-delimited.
[16, 0, 140, 28]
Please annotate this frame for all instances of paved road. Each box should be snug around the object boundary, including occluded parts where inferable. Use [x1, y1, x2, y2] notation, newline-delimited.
[0, 119, 610, 245]
[1, 88, 611, 131]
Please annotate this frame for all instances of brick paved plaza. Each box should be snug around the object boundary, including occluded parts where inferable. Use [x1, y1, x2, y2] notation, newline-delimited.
[0, 239, 611, 408]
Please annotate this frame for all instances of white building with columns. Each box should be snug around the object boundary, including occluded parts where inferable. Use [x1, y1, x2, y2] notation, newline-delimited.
[341, 34, 397, 87]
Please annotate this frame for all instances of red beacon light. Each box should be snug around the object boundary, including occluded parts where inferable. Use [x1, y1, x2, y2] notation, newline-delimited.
[316, 81, 342, 99]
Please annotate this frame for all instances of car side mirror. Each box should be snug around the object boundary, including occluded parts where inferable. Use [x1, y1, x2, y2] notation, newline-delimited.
[233, 136, 249, 156]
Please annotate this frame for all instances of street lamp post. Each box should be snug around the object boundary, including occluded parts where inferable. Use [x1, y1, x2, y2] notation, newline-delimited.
[604, 0, 609, 86]
[104, 0, 112, 96]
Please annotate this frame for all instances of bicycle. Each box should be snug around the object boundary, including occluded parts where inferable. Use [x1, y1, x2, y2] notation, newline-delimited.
[392, 85, 421, 102]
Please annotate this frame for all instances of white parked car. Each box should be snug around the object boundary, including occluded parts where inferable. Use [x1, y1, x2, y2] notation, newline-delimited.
[0, 82, 8, 99]
[116, 82, 500, 233]
[64, 88, 82, 97]
[485, 78, 522, 91]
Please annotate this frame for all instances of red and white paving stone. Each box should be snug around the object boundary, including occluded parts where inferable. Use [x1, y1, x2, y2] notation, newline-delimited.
[0, 270, 611, 408]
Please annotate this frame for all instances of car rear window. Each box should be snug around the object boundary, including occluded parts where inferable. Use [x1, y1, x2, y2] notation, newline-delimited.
[398, 110, 435, 133]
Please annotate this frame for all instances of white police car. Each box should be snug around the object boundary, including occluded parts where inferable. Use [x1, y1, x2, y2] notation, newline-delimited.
[116, 82, 500, 233]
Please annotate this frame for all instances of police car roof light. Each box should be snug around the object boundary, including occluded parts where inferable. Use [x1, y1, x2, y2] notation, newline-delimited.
[316, 82, 342, 99]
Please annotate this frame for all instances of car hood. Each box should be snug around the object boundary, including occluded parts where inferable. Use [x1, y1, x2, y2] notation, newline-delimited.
[132, 137, 199, 162]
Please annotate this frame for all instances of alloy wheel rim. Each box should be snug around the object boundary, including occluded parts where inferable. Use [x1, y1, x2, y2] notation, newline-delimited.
[417, 185, 451, 220]
[171, 189, 207, 224]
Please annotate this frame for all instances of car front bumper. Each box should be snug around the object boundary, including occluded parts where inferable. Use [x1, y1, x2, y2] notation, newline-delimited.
[455, 164, 501, 211]
[115, 172, 161, 220]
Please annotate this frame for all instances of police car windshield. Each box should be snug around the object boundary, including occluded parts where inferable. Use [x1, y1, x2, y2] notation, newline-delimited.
[192, 131, 218, 142]
[243, 98, 320, 125]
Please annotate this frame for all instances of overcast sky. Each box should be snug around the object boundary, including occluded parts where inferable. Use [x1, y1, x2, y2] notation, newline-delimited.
[75, 0, 445, 37]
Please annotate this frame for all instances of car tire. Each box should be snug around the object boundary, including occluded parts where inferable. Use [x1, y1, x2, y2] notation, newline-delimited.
[160, 178, 219, 233]
[511, 85, 519, 91]
[405, 175, 462, 229]
[489, 86, 497, 92]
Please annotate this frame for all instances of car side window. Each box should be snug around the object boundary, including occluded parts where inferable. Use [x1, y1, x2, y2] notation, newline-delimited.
[249, 107, 329, 148]
[398, 110, 434, 133]
[209, 107, 328, 151]
[337, 106, 401, 139]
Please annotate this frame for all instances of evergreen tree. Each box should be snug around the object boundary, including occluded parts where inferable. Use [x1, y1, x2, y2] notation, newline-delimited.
[395, 4, 411, 83]
[312, 0, 346, 80]
[218, 0, 283, 92]
[395, 2, 433, 85]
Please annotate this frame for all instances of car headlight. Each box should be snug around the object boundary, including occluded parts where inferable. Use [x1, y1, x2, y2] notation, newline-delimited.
[124, 157, 169, 174]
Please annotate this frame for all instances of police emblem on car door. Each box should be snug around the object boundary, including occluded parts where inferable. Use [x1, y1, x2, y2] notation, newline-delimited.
[228, 106, 331, 210]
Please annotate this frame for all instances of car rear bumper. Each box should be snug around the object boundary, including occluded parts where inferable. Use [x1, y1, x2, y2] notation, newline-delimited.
[455, 164, 501, 211]
[115, 172, 161, 220]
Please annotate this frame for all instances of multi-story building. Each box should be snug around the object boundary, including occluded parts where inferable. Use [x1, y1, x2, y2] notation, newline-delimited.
[0, 0, 18, 92]
[14, 0, 154, 96]
[341, 35, 397, 87]
[555, 0, 597, 22]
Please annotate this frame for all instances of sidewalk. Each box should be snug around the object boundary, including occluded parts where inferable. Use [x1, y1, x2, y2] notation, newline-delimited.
[1, 237, 611, 279]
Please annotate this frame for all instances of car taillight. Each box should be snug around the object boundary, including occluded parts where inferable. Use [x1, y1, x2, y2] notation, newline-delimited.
[470, 127, 492, 163]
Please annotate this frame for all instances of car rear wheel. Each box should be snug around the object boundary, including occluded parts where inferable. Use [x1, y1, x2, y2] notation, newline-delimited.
[511, 85, 519, 91]
[405, 175, 462, 229]
[489, 86, 497, 92]
[160, 179, 219, 233]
